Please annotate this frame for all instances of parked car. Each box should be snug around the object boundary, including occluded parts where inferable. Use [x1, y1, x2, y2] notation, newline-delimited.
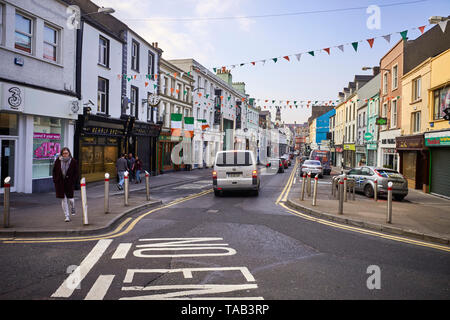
[309, 149, 331, 175]
[300, 160, 323, 178]
[279, 157, 289, 169]
[213, 150, 260, 196]
[339, 166, 408, 201]
[299, 156, 308, 165]
[281, 154, 291, 166]
[266, 158, 284, 173]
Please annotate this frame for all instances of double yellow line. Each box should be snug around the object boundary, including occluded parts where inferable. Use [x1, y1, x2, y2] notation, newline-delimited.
[276, 160, 450, 253]
[3, 189, 213, 244]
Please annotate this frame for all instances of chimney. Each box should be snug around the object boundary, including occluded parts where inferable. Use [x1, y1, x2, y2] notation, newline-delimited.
[372, 66, 380, 76]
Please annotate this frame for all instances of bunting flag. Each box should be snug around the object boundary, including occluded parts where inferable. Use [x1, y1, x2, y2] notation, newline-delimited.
[337, 45, 344, 52]
[351, 42, 358, 52]
[171, 113, 182, 136]
[418, 25, 426, 34]
[383, 34, 391, 43]
[145, 82, 148, 87]
[367, 38, 375, 48]
[400, 30, 408, 40]
[184, 117, 194, 138]
[283, 56, 290, 61]
[295, 53, 301, 61]
[438, 20, 448, 33]
[273, 58, 278, 63]
[308, 51, 314, 56]
[324, 48, 330, 55]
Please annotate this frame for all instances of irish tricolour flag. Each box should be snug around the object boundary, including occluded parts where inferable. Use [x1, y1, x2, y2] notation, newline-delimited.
[198, 119, 210, 131]
[171, 113, 182, 136]
[184, 117, 194, 138]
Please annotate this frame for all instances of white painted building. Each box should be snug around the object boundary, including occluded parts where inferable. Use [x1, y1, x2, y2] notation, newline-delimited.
[0, 0, 78, 193]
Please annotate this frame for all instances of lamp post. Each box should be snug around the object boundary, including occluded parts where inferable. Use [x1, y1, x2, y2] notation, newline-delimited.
[428, 16, 449, 24]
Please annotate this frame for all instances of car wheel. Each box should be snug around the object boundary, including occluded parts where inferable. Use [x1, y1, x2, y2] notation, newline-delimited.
[364, 184, 374, 198]
[394, 195, 405, 201]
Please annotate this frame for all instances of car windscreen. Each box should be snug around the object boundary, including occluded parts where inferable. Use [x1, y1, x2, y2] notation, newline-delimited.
[215, 151, 253, 167]
[304, 160, 321, 166]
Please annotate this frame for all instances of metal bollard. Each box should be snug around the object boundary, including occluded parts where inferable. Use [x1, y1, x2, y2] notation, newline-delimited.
[387, 181, 393, 223]
[374, 179, 378, 202]
[352, 182, 355, 201]
[307, 172, 311, 197]
[3, 177, 10, 228]
[124, 171, 129, 206]
[338, 177, 344, 214]
[145, 171, 150, 201]
[80, 177, 88, 225]
[312, 175, 319, 206]
[343, 174, 348, 202]
[104, 173, 110, 214]
[300, 173, 306, 201]
[331, 177, 336, 198]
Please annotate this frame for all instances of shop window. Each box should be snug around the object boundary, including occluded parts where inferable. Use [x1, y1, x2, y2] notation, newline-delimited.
[0, 113, 18, 136]
[80, 137, 118, 182]
[32, 116, 64, 179]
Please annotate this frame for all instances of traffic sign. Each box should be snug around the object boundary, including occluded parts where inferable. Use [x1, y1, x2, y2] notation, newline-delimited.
[364, 132, 373, 141]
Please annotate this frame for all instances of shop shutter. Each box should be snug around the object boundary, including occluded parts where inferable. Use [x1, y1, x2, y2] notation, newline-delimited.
[430, 148, 450, 197]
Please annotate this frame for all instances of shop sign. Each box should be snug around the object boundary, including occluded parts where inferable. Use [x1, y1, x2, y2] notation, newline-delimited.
[396, 136, 424, 149]
[383, 148, 397, 154]
[356, 146, 366, 153]
[2, 85, 25, 112]
[335, 147, 343, 153]
[344, 144, 355, 151]
[159, 135, 183, 142]
[376, 117, 387, 125]
[33, 132, 61, 159]
[425, 136, 450, 146]
[82, 126, 124, 136]
[364, 132, 373, 141]
[367, 143, 377, 150]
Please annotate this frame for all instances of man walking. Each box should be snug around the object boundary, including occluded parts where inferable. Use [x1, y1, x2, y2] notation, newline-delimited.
[127, 153, 136, 182]
[116, 153, 128, 190]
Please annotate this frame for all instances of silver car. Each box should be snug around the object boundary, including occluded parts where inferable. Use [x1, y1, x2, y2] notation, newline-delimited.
[342, 166, 408, 201]
[300, 160, 323, 178]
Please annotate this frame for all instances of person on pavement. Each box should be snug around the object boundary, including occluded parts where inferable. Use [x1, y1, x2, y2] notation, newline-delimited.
[52, 147, 79, 222]
[134, 156, 143, 184]
[116, 153, 129, 190]
[127, 153, 136, 182]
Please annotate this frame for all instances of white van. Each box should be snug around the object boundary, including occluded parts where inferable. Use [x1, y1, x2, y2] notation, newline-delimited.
[213, 150, 260, 196]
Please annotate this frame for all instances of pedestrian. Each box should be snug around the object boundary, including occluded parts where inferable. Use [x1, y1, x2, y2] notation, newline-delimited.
[53, 147, 79, 222]
[127, 153, 136, 182]
[134, 156, 143, 184]
[116, 153, 129, 190]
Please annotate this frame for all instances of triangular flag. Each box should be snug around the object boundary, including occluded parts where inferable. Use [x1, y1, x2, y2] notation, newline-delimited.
[324, 48, 330, 55]
[283, 56, 290, 61]
[351, 42, 358, 51]
[295, 53, 301, 61]
[438, 20, 448, 33]
[145, 82, 148, 87]
[251, 61, 256, 65]
[337, 45, 344, 52]
[262, 60, 266, 65]
[418, 25, 426, 34]
[308, 51, 314, 56]
[383, 34, 391, 43]
[400, 30, 408, 41]
[367, 38, 375, 48]
[173, 72, 177, 78]
[273, 58, 278, 63]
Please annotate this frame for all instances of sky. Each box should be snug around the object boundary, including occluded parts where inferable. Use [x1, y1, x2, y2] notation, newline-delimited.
[92, 0, 450, 124]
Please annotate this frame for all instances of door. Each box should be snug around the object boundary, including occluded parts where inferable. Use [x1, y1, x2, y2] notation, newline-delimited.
[430, 148, 450, 197]
[0, 139, 16, 192]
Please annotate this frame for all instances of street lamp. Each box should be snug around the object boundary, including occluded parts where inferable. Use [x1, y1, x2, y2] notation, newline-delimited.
[428, 16, 449, 24]
[362, 66, 390, 73]
[83, 7, 115, 16]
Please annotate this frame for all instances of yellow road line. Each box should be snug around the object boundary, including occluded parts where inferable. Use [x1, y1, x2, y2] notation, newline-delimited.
[275, 163, 450, 253]
[276, 161, 298, 204]
[3, 189, 213, 244]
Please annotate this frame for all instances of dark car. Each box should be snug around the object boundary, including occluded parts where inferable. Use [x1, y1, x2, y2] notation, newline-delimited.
[279, 157, 288, 169]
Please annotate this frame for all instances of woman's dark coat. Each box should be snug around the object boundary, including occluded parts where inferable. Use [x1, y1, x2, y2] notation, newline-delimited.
[53, 158, 79, 199]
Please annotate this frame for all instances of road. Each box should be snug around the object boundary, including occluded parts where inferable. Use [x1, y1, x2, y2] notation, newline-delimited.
[0, 162, 449, 301]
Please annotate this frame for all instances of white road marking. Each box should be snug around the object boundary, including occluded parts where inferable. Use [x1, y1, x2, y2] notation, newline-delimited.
[111, 243, 132, 260]
[84, 275, 115, 300]
[51, 239, 113, 298]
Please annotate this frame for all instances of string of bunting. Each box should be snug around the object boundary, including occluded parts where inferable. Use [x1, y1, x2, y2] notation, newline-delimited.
[212, 22, 448, 71]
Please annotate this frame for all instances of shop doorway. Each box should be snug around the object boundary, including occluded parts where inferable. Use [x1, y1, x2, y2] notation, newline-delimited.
[0, 138, 17, 192]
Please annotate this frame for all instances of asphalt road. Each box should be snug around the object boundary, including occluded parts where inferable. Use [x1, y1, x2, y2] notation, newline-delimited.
[0, 163, 449, 300]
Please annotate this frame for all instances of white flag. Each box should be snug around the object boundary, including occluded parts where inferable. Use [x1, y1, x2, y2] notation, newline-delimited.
[383, 34, 391, 43]
[262, 60, 266, 66]
[338, 45, 344, 52]
[295, 53, 301, 61]
[180, 72, 184, 78]
[438, 20, 448, 33]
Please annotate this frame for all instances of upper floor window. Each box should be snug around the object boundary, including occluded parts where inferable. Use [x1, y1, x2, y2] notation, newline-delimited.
[130, 86, 138, 118]
[392, 65, 398, 90]
[391, 99, 397, 128]
[97, 77, 109, 114]
[0, 5, 4, 45]
[412, 111, 421, 133]
[148, 51, 155, 78]
[383, 72, 388, 94]
[131, 40, 139, 71]
[43, 25, 58, 62]
[412, 77, 421, 101]
[164, 77, 168, 95]
[98, 36, 109, 67]
[433, 87, 450, 120]
[15, 13, 33, 54]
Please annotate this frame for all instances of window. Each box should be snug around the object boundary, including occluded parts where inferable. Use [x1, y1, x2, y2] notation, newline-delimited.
[0, 5, 4, 45]
[392, 65, 398, 90]
[15, 13, 33, 54]
[197, 76, 202, 89]
[412, 77, 421, 101]
[391, 99, 397, 128]
[147, 92, 154, 122]
[433, 87, 449, 120]
[148, 51, 154, 78]
[412, 111, 421, 133]
[98, 36, 109, 67]
[97, 77, 109, 114]
[130, 86, 138, 118]
[383, 72, 388, 94]
[186, 87, 190, 103]
[363, 112, 366, 126]
[164, 77, 168, 95]
[177, 83, 182, 100]
[131, 40, 139, 71]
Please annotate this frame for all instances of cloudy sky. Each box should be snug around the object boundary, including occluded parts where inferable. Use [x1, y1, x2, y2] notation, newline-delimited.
[92, 0, 450, 124]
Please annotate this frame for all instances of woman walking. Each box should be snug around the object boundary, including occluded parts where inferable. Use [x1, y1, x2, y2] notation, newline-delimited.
[134, 156, 143, 184]
[53, 147, 79, 222]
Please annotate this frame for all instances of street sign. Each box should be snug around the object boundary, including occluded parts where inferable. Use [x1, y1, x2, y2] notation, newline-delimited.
[364, 132, 373, 141]
[376, 117, 387, 125]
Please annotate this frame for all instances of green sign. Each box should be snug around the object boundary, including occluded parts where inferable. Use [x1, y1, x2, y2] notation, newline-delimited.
[376, 117, 387, 125]
[364, 132, 373, 141]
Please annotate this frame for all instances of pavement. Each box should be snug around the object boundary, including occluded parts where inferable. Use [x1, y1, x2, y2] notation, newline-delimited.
[287, 167, 450, 245]
[0, 168, 213, 238]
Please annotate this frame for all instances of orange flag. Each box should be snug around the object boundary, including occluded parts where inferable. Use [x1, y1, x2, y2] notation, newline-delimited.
[367, 38, 375, 48]
[283, 56, 290, 61]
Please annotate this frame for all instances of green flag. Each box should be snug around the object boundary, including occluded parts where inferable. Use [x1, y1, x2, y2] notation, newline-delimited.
[273, 58, 278, 63]
[352, 42, 358, 51]
[213, 68, 216, 73]
[308, 51, 314, 56]
[400, 30, 408, 40]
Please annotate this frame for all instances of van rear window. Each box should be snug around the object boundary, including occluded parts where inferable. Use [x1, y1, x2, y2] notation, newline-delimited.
[216, 151, 253, 166]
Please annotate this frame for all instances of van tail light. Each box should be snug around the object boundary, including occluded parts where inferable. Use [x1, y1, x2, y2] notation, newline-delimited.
[252, 170, 258, 178]
[266, 163, 270, 167]
[279, 163, 282, 167]
[212, 171, 217, 179]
